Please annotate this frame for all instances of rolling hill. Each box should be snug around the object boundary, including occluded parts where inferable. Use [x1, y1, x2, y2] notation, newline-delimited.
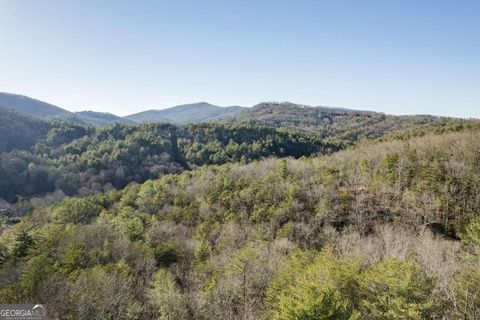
[75, 111, 134, 127]
[125, 102, 245, 123]
[0, 106, 52, 153]
[0, 92, 79, 120]
[0, 93, 246, 126]
[0, 92, 118, 126]
[229, 102, 442, 145]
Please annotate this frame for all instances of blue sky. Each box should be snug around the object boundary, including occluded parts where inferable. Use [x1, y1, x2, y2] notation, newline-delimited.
[0, 0, 479, 117]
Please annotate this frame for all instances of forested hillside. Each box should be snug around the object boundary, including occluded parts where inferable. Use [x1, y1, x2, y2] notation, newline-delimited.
[1, 102, 478, 205]
[0, 106, 52, 153]
[125, 102, 246, 124]
[0, 92, 75, 119]
[75, 111, 135, 127]
[0, 121, 332, 204]
[0, 92, 245, 126]
[0, 93, 132, 127]
[2, 97, 480, 320]
[2, 0, 478, 319]
[229, 102, 464, 146]
[1, 128, 480, 319]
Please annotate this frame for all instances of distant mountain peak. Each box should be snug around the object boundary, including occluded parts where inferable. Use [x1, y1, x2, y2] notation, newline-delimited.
[75, 110, 134, 126]
[0, 92, 132, 127]
[0, 92, 73, 118]
[125, 102, 246, 124]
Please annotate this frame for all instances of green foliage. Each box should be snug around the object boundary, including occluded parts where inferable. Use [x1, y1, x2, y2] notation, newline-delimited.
[12, 227, 35, 259]
[45, 122, 89, 146]
[0, 254, 54, 303]
[454, 219, 480, 319]
[230, 102, 473, 147]
[359, 258, 438, 319]
[454, 263, 480, 319]
[227, 246, 261, 275]
[267, 251, 439, 320]
[382, 153, 399, 185]
[0, 121, 330, 202]
[276, 222, 295, 240]
[194, 240, 211, 264]
[2, 103, 479, 204]
[461, 218, 480, 254]
[0, 243, 7, 266]
[404, 147, 419, 186]
[419, 153, 445, 192]
[1, 128, 480, 318]
[279, 159, 288, 179]
[100, 206, 147, 241]
[148, 269, 188, 320]
[58, 243, 89, 274]
[52, 197, 103, 224]
[265, 250, 316, 313]
[358, 158, 370, 177]
[267, 248, 361, 320]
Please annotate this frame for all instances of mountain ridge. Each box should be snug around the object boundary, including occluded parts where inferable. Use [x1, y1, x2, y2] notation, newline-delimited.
[75, 110, 134, 126]
[124, 102, 246, 124]
[0, 92, 466, 134]
[0, 92, 247, 125]
[0, 92, 80, 120]
[228, 102, 440, 144]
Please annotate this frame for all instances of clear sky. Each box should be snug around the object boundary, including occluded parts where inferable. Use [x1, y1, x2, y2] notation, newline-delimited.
[0, 0, 479, 117]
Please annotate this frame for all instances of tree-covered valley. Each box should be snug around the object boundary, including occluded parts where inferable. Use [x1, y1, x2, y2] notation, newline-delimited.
[1, 99, 480, 319]
[1, 100, 476, 206]
[2, 0, 478, 318]
[0, 108, 336, 205]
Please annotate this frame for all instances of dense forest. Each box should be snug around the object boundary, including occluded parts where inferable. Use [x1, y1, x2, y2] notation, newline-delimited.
[0, 106, 57, 153]
[2, 0, 478, 318]
[0, 113, 334, 204]
[229, 102, 480, 147]
[2, 105, 477, 206]
[1, 101, 480, 320]
[1, 126, 480, 319]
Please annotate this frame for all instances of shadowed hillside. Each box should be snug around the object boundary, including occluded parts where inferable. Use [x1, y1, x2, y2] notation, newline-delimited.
[0, 106, 51, 153]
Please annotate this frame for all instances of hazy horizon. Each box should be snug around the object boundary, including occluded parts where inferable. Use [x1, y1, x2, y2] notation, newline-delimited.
[5, 90, 479, 119]
[1, 0, 479, 118]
